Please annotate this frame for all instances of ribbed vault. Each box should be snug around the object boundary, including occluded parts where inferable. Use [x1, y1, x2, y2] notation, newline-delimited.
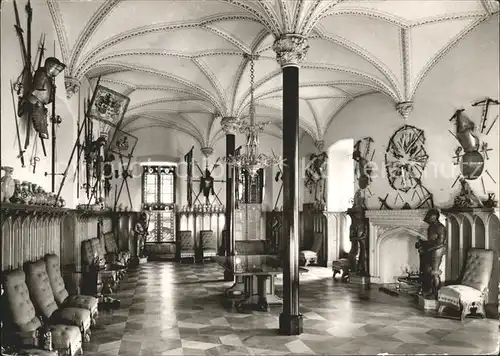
[48, 0, 499, 149]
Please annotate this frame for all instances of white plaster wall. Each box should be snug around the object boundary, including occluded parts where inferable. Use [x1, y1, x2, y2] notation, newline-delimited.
[0, 2, 79, 207]
[323, 17, 499, 209]
[327, 139, 354, 211]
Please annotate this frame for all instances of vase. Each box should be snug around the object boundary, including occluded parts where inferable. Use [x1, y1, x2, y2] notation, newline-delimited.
[10, 180, 22, 203]
[0, 166, 15, 203]
[20, 181, 32, 204]
[31, 184, 39, 205]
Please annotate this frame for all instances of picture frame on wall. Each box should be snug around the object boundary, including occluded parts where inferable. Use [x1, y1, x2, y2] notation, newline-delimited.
[88, 85, 130, 127]
[108, 129, 138, 158]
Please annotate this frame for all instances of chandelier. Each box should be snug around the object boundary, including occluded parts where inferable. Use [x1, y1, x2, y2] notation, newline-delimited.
[225, 53, 283, 176]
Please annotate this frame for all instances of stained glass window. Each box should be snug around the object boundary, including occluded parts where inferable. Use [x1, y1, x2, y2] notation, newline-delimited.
[142, 165, 176, 243]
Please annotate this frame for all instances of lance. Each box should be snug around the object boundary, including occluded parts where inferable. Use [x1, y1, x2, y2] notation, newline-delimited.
[54, 77, 101, 205]
[10, 80, 25, 167]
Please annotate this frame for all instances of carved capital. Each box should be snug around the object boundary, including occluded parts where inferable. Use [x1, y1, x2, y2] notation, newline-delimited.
[64, 76, 80, 99]
[221, 117, 241, 135]
[314, 140, 325, 152]
[395, 101, 413, 120]
[201, 147, 214, 157]
[272, 34, 309, 68]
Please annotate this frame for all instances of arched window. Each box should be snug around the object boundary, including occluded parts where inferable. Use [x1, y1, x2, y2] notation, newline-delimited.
[142, 165, 176, 243]
[327, 138, 355, 253]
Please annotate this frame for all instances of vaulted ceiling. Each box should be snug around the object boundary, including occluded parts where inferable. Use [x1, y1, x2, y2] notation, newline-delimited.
[48, 0, 499, 148]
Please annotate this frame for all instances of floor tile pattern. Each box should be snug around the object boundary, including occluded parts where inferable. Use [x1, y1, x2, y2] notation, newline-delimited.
[83, 262, 499, 355]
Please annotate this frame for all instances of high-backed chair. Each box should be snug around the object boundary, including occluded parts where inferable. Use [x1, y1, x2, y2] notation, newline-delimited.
[81, 239, 119, 293]
[44, 254, 99, 325]
[299, 232, 323, 266]
[25, 260, 92, 342]
[103, 232, 130, 266]
[438, 248, 494, 320]
[3, 268, 83, 356]
[178, 230, 195, 263]
[200, 230, 217, 261]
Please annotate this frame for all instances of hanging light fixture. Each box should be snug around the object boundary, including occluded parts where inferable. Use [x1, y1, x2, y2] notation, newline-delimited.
[225, 53, 283, 176]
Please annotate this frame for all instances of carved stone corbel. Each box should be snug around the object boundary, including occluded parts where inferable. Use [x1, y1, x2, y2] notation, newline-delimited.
[221, 117, 242, 135]
[272, 34, 309, 68]
[201, 147, 214, 158]
[64, 76, 80, 99]
[314, 140, 325, 152]
[396, 101, 413, 120]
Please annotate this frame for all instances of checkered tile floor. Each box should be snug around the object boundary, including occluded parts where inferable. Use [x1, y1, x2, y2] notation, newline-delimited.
[83, 262, 499, 355]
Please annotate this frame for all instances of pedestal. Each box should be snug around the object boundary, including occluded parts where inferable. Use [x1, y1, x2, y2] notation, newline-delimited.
[279, 313, 303, 335]
[349, 274, 369, 285]
[418, 295, 439, 311]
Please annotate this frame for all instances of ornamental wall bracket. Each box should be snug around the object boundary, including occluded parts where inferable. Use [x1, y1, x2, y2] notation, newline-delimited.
[314, 140, 325, 152]
[201, 147, 214, 158]
[64, 76, 80, 99]
[221, 116, 242, 135]
[395, 101, 414, 120]
[272, 34, 309, 68]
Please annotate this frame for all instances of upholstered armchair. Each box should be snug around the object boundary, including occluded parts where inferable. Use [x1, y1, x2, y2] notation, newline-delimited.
[299, 232, 323, 266]
[44, 254, 99, 326]
[103, 232, 130, 266]
[25, 260, 92, 342]
[200, 230, 217, 261]
[3, 268, 83, 356]
[178, 230, 195, 263]
[438, 248, 494, 320]
[82, 239, 117, 291]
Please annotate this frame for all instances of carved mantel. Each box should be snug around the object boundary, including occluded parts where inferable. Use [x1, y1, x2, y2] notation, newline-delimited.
[366, 209, 437, 284]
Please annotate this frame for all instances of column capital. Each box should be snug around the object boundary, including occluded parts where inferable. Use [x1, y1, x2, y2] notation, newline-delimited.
[221, 116, 241, 135]
[395, 101, 413, 120]
[314, 140, 325, 152]
[64, 76, 80, 99]
[201, 147, 214, 157]
[272, 34, 309, 68]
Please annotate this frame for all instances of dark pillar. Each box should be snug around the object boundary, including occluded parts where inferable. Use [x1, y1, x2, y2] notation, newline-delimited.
[221, 117, 238, 281]
[273, 34, 309, 336]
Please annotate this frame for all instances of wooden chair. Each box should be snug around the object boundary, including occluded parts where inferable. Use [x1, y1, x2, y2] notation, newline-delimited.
[200, 230, 217, 262]
[178, 231, 195, 263]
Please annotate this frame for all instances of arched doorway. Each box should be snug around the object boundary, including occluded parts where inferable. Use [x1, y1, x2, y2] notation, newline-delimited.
[327, 138, 355, 253]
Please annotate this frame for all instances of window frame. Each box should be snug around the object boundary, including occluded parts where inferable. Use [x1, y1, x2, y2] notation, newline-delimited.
[142, 165, 177, 243]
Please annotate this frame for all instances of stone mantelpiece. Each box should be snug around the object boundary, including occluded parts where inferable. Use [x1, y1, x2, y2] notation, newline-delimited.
[366, 209, 443, 284]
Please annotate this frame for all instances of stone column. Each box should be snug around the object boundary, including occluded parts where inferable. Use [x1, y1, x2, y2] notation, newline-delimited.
[273, 34, 309, 335]
[221, 117, 239, 281]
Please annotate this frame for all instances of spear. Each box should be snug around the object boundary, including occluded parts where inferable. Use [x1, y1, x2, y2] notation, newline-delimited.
[10, 80, 25, 167]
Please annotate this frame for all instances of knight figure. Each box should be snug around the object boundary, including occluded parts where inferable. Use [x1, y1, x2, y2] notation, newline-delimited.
[415, 209, 447, 299]
[200, 169, 215, 204]
[18, 57, 66, 139]
[134, 213, 149, 258]
[347, 189, 368, 275]
[305, 151, 328, 206]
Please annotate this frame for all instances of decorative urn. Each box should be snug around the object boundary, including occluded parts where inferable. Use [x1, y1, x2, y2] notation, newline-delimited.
[20, 181, 33, 204]
[10, 179, 22, 203]
[0, 166, 15, 203]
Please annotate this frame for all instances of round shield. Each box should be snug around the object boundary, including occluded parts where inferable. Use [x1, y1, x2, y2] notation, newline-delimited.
[460, 151, 484, 180]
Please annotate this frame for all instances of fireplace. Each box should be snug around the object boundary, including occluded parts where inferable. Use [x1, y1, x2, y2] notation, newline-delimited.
[366, 209, 447, 284]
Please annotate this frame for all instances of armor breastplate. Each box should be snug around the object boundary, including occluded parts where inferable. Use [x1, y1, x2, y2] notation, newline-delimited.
[28, 68, 53, 105]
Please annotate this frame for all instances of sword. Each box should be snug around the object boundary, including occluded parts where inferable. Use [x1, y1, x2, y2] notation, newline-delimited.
[10, 80, 25, 167]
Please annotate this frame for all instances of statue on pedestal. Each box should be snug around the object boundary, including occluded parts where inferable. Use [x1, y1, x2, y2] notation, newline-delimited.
[347, 189, 368, 276]
[415, 209, 447, 298]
